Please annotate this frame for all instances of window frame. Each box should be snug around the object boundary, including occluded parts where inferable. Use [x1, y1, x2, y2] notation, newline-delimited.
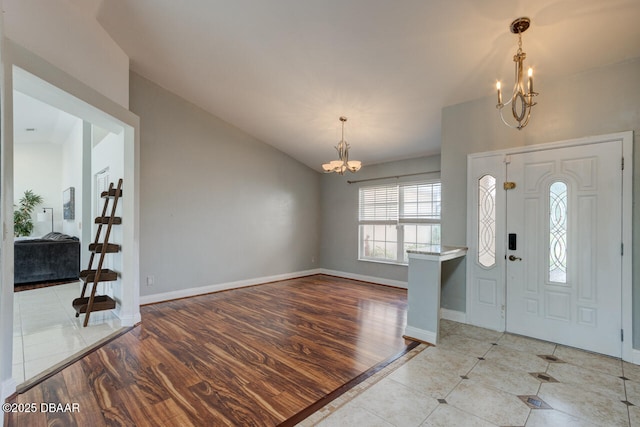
[358, 180, 441, 265]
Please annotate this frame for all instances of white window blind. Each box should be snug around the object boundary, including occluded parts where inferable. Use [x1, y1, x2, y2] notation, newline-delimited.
[359, 181, 441, 264]
[359, 185, 398, 222]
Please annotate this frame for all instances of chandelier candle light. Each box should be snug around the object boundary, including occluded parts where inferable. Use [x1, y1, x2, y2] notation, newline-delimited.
[322, 116, 362, 174]
[496, 17, 538, 130]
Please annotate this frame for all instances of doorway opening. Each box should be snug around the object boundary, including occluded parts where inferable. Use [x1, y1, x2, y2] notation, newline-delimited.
[6, 65, 140, 388]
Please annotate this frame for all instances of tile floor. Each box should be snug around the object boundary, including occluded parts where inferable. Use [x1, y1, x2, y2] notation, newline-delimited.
[12, 282, 122, 385]
[301, 320, 640, 427]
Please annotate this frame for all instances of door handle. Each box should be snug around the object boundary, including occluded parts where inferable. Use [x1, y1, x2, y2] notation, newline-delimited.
[508, 255, 522, 261]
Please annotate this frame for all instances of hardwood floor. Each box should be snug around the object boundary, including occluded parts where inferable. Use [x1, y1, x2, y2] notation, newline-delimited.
[6, 275, 409, 426]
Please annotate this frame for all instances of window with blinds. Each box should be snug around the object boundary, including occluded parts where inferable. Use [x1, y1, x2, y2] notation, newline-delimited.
[359, 181, 441, 264]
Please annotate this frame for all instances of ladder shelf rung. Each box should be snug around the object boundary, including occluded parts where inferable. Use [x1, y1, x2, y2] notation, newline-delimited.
[80, 269, 118, 282]
[94, 216, 122, 224]
[101, 188, 123, 198]
[89, 243, 121, 253]
[73, 295, 116, 315]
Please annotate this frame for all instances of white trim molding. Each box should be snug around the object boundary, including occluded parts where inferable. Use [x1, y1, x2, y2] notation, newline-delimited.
[440, 308, 466, 324]
[403, 325, 437, 345]
[140, 269, 323, 305]
[620, 131, 633, 363]
[319, 269, 408, 289]
[140, 269, 408, 305]
[114, 310, 142, 327]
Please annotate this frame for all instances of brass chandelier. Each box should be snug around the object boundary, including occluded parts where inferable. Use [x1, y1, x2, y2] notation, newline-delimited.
[495, 17, 538, 130]
[322, 116, 362, 174]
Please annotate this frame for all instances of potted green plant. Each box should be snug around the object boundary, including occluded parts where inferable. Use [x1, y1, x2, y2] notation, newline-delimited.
[14, 190, 43, 237]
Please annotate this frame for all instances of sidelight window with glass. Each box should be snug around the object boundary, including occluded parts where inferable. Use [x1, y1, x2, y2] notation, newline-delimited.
[549, 181, 568, 283]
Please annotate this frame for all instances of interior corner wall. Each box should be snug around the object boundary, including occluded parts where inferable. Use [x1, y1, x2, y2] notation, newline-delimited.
[13, 142, 63, 237]
[319, 155, 441, 285]
[440, 58, 640, 343]
[2, 0, 129, 108]
[61, 119, 83, 238]
[130, 72, 321, 297]
[91, 129, 125, 300]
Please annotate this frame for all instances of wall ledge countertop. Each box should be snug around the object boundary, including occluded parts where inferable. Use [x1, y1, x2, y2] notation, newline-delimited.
[406, 245, 468, 261]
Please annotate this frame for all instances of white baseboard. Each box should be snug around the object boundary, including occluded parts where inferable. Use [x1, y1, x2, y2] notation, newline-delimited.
[319, 269, 408, 289]
[403, 325, 437, 345]
[140, 269, 323, 305]
[114, 310, 142, 327]
[440, 308, 466, 323]
[631, 349, 640, 366]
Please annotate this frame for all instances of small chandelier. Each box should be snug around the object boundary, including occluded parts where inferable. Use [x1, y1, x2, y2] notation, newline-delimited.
[495, 17, 538, 130]
[322, 116, 362, 174]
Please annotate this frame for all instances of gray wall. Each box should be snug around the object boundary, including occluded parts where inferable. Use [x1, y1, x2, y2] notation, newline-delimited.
[130, 72, 321, 296]
[320, 155, 441, 284]
[440, 58, 640, 344]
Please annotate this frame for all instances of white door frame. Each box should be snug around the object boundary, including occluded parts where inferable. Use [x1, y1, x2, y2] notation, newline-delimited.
[0, 41, 141, 401]
[466, 131, 633, 362]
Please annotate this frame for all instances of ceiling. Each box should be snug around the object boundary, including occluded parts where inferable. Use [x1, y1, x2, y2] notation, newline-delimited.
[13, 91, 80, 145]
[73, 1, 640, 170]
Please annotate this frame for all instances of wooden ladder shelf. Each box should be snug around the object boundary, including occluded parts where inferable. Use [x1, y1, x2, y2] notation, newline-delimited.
[73, 179, 123, 327]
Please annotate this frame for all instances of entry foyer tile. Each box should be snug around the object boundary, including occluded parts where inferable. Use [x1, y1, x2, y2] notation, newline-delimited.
[351, 377, 438, 426]
[538, 381, 629, 426]
[421, 404, 499, 427]
[554, 345, 623, 377]
[445, 380, 530, 427]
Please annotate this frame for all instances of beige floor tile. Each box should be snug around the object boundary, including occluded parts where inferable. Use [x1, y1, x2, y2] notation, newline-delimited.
[353, 377, 438, 426]
[539, 382, 629, 426]
[624, 361, 640, 383]
[554, 345, 623, 377]
[316, 401, 394, 427]
[446, 381, 531, 426]
[305, 320, 635, 427]
[624, 379, 640, 406]
[436, 334, 494, 358]
[467, 359, 541, 396]
[628, 405, 640, 427]
[483, 344, 549, 373]
[547, 361, 625, 401]
[421, 404, 498, 427]
[389, 357, 463, 399]
[415, 346, 479, 376]
[525, 409, 601, 427]
[497, 333, 557, 355]
[439, 319, 460, 337]
[453, 323, 503, 343]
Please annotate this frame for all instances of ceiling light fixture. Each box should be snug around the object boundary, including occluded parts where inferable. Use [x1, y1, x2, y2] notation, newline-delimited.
[322, 116, 361, 174]
[495, 17, 538, 130]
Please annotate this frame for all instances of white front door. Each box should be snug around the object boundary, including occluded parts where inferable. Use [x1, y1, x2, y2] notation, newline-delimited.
[505, 140, 622, 357]
[467, 132, 631, 359]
